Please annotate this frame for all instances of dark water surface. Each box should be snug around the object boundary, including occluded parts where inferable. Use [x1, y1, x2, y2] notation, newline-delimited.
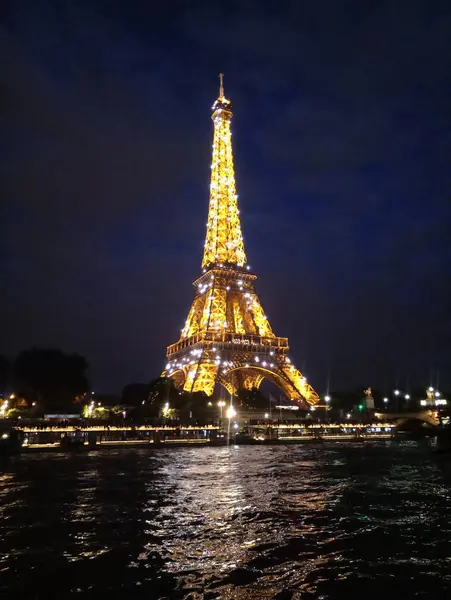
[1, 441, 451, 599]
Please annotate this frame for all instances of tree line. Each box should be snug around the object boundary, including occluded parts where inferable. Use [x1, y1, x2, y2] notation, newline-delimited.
[1, 348, 445, 419]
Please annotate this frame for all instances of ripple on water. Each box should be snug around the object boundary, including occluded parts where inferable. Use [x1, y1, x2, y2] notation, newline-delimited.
[0, 441, 450, 598]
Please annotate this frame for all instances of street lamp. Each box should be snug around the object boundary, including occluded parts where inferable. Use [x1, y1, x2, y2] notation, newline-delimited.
[226, 405, 236, 445]
[264, 412, 269, 419]
[405, 394, 410, 400]
[324, 395, 331, 402]
[218, 400, 225, 420]
[226, 406, 236, 419]
[394, 390, 400, 396]
[383, 397, 388, 404]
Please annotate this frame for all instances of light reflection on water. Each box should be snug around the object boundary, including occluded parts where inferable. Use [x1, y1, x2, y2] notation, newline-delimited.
[1, 441, 450, 599]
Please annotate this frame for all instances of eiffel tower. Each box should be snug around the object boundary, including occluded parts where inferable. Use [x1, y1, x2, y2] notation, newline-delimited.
[162, 75, 320, 406]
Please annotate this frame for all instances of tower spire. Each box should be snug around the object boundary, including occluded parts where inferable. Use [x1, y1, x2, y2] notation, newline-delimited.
[203, 78, 246, 269]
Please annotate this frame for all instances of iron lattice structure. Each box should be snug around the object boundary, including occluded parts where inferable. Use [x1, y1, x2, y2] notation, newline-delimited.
[162, 77, 320, 406]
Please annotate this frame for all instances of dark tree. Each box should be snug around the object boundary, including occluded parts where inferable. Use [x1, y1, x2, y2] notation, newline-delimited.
[13, 348, 89, 411]
[122, 382, 154, 408]
[237, 387, 269, 410]
[122, 377, 184, 419]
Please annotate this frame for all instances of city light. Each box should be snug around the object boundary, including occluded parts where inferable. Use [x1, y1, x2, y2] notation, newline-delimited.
[405, 394, 410, 400]
[383, 397, 388, 403]
[325, 395, 331, 402]
[218, 400, 226, 419]
[394, 390, 400, 396]
[226, 406, 236, 419]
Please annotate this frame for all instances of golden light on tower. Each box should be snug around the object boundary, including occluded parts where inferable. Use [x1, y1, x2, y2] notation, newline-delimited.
[161, 75, 319, 406]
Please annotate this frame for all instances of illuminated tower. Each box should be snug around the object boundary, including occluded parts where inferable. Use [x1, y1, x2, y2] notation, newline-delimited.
[162, 75, 319, 406]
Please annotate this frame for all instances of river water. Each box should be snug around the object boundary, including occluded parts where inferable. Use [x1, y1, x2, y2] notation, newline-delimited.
[1, 441, 450, 599]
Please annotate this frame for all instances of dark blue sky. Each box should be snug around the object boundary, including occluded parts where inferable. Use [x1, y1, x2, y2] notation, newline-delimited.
[1, 0, 450, 394]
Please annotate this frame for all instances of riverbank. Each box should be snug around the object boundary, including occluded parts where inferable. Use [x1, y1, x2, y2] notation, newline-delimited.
[13, 432, 399, 453]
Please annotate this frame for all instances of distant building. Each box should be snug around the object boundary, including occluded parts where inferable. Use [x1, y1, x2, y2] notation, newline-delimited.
[420, 388, 447, 408]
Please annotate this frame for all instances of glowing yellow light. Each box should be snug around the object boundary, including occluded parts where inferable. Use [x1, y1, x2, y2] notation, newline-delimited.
[161, 78, 320, 407]
[226, 406, 236, 419]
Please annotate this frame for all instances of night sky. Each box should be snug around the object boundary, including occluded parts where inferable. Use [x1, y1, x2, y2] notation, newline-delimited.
[1, 1, 450, 395]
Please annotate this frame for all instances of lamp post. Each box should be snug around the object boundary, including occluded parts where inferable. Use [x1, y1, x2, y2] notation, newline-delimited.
[324, 395, 331, 422]
[218, 400, 225, 422]
[226, 405, 236, 445]
[0, 400, 8, 418]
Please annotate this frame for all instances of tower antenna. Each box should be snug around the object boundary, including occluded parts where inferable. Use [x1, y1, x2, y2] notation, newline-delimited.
[219, 72, 224, 98]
